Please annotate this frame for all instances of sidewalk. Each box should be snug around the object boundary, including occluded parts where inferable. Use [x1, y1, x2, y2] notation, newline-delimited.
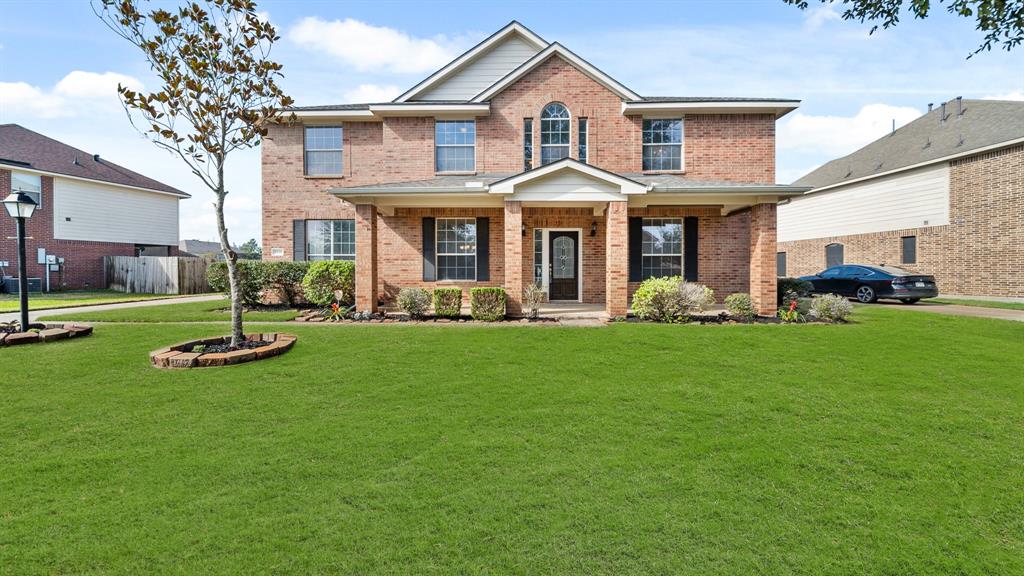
[0, 294, 222, 324]
[871, 301, 1024, 322]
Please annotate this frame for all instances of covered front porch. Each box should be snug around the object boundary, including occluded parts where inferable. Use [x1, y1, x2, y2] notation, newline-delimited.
[333, 158, 807, 317]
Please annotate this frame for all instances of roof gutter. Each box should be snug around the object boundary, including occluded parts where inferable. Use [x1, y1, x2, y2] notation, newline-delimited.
[0, 161, 191, 198]
[649, 185, 811, 196]
[622, 100, 801, 118]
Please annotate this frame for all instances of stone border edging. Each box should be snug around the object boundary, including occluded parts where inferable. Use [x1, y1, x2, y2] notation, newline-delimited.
[150, 333, 296, 369]
[0, 323, 93, 346]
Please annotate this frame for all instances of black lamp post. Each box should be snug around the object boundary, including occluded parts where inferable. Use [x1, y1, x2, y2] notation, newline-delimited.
[3, 192, 38, 332]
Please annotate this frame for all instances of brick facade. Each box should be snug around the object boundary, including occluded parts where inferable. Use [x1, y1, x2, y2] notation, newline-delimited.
[261, 52, 784, 314]
[0, 169, 170, 290]
[778, 144, 1024, 299]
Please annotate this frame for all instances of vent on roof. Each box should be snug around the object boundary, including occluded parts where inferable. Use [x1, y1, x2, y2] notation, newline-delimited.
[956, 96, 964, 118]
[956, 133, 964, 147]
[73, 155, 81, 166]
[874, 161, 884, 171]
[940, 102, 947, 124]
[843, 165, 852, 178]
[93, 154, 101, 162]
[923, 137, 931, 150]
[927, 102, 933, 112]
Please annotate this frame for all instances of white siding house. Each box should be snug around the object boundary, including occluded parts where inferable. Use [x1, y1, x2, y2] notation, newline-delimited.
[53, 178, 180, 246]
[778, 163, 950, 242]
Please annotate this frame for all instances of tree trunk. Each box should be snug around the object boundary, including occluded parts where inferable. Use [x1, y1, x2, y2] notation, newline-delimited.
[214, 178, 244, 348]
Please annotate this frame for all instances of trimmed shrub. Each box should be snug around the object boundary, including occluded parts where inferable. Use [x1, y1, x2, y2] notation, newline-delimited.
[523, 283, 546, 319]
[470, 287, 506, 321]
[263, 261, 310, 305]
[632, 277, 714, 322]
[808, 293, 853, 322]
[397, 288, 431, 318]
[206, 261, 263, 307]
[302, 260, 356, 306]
[724, 292, 755, 320]
[433, 288, 462, 318]
[777, 277, 814, 305]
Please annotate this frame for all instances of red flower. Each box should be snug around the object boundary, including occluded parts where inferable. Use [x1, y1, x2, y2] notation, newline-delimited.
[789, 300, 797, 312]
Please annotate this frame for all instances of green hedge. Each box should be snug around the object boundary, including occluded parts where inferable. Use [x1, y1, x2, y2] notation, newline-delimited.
[207, 261, 312, 306]
[470, 287, 506, 321]
[432, 288, 462, 318]
[302, 261, 356, 306]
[777, 277, 814, 305]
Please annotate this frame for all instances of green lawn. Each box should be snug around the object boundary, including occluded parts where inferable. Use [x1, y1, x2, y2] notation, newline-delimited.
[0, 289, 199, 312]
[930, 298, 1024, 311]
[1, 307, 1022, 574]
[39, 297, 298, 322]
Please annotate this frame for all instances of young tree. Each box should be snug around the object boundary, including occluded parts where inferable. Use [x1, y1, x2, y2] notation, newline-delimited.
[784, 0, 1024, 56]
[239, 238, 262, 258]
[95, 0, 292, 347]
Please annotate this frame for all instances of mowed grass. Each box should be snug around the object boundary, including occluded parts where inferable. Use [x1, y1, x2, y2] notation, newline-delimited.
[930, 298, 1024, 311]
[1, 307, 1022, 574]
[0, 290, 197, 312]
[39, 297, 298, 322]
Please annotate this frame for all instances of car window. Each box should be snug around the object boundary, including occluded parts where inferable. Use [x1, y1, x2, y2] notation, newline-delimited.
[846, 266, 873, 277]
[820, 267, 842, 278]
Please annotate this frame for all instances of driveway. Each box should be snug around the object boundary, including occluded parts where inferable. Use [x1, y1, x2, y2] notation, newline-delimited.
[0, 294, 222, 324]
[867, 301, 1024, 322]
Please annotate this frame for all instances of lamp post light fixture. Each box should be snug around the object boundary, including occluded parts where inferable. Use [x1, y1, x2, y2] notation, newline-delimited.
[3, 192, 38, 332]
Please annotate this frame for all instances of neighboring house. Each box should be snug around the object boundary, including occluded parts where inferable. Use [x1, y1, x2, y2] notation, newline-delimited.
[262, 21, 806, 315]
[778, 98, 1024, 299]
[0, 124, 188, 290]
[179, 239, 260, 260]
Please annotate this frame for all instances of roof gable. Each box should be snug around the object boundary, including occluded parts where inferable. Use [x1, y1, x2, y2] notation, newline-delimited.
[489, 158, 648, 195]
[471, 43, 641, 103]
[394, 22, 547, 103]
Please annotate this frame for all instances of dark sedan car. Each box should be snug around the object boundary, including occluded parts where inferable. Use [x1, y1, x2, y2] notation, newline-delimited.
[800, 265, 938, 304]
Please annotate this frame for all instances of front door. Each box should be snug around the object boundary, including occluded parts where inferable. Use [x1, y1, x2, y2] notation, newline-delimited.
[548, 231, 579, 301]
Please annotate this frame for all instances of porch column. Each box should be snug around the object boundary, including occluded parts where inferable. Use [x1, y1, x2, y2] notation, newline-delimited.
[749, 202, 777, 316]
[355, 203, 378, 312]
[503, 200, 524, 315]
[605, 200, 629, 317]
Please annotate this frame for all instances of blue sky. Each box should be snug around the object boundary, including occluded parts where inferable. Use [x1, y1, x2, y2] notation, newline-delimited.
[1, 0, 1021, 243]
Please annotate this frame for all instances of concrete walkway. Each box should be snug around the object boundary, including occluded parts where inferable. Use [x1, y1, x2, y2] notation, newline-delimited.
[869, 301, 1024, 322]
[0, 294, 222, 324]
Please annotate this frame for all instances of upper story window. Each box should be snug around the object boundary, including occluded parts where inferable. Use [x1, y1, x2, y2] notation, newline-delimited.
[306, 219, 355, 261]
[642, 119, 683, 171]
[523, 118, 534, 171]
[436, 217, 477, 281]
[11, 171, 42, 209]
[540, 103, 570, 165]
[435, 120, 476, 173]
[304, 126, 343, 176]
[578, 118, 589, 164]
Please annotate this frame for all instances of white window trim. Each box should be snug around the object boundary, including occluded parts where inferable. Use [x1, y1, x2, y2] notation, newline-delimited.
[640, 218, 684, 279]
[540, 103, 571, 166]
[435, 217, 477, 281]
[578, 117, 589, 164]
[523, 118, 534, 170]
[11, 170, 43, 209]
[434, 120, 476, 174]
[306, 219, 355, 261]
[642, 118, 685, 173]
[304, 126, 344, 177]
[536, 227, 584, 303]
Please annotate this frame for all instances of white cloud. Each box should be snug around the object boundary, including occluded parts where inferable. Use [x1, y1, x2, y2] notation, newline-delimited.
[0, 71, 142, 120]
[804, 5, 842, 31]
[342, 83, 401, 103]
[982, 90, 1024, 101]
[778, 103, 922, 156]
[287, 17, 462, 74]
[54, 71, 142, 99]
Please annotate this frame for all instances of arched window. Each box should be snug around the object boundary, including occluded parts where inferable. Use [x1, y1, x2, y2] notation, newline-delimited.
[540, 103, 570, 165]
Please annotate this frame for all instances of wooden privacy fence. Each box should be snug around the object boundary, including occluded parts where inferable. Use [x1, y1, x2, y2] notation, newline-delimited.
[104, 256, 211, 295]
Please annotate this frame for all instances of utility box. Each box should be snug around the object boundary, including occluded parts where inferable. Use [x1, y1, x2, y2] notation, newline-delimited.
[2, 277, 42, 293]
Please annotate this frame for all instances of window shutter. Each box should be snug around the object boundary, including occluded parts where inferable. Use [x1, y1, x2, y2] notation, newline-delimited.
[628, 217, 643, 282]
[684, 216, 698, 281]
[293, 220, 306, 261]
[422, 217, 436, 281]
[476, 217, 489, 281]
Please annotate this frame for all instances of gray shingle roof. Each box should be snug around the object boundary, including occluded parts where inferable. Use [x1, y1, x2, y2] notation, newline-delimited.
[637, 96, 800, 103]
[334, 174, 515, 193]
[0, 124, 189, 197]
[795, 99, 1024, 189]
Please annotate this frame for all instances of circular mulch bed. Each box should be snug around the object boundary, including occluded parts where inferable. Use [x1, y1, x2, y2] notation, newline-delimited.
[1, 322, 93, 346]
[150, 333, 297, 369]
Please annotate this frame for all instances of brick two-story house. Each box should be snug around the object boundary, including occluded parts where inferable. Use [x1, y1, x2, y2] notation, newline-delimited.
[262, 22, 806, 315]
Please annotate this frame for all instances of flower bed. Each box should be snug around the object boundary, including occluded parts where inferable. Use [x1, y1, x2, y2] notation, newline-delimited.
[0, 322, 93, 346]
[293, 310, 557, 324]
[150, 333, 296, 369]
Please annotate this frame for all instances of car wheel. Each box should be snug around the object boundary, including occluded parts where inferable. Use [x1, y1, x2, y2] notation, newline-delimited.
[900, 298, 920, 305]
[856, 285, 877, 303]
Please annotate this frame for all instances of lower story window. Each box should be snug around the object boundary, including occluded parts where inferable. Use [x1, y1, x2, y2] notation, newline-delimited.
[533, 228, 543, 285]
[641, 218, 683, 279]
[901, 235, 917, 264]
[777, 251, 787, 277]
[436, 218, 476, 280]
[306, 219, 355, 260]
